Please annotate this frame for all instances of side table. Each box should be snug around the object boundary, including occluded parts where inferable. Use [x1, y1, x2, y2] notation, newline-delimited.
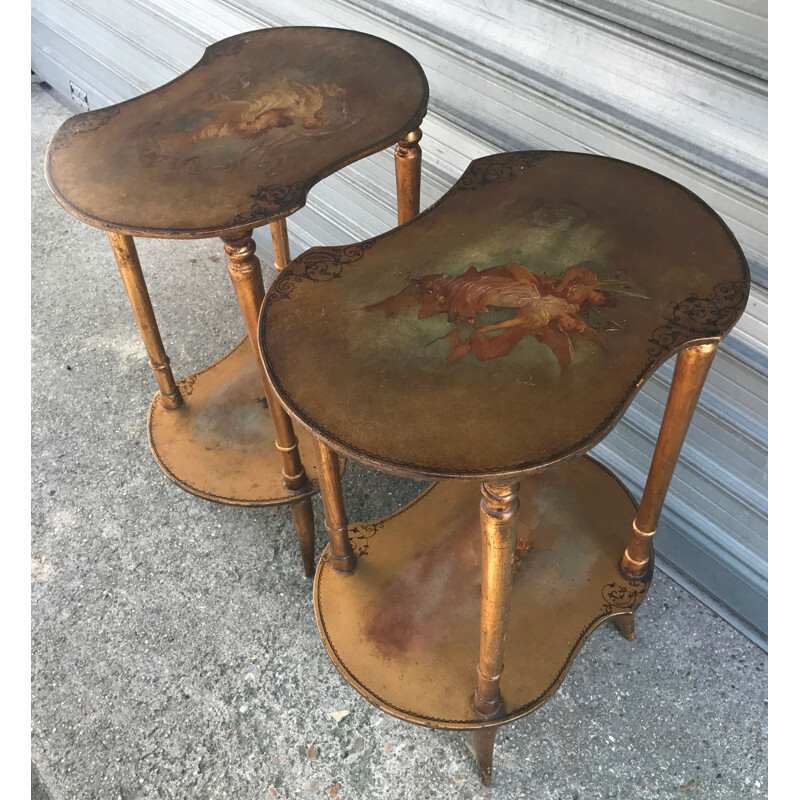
[44, 27, 428, 575]
[257, 151, 750, 784]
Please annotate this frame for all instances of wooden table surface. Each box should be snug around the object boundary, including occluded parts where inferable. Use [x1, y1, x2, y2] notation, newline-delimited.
[45, 27, 428, 238]
[260, 151, 750, 480]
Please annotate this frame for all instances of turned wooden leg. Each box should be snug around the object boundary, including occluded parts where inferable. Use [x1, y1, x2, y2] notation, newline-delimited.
[269, 218, 291, 271]
[312, 438, 356, 574]
[472, 481, 519, 786]
[621, 343, 718, 580]
[107, 232, 182, 409]
[222, 230, 316, 576]
[394, 128, 422, 225]
[613, 613, 636, 641]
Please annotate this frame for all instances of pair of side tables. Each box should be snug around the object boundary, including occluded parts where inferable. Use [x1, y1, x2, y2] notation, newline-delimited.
[45, 27, 750, 789]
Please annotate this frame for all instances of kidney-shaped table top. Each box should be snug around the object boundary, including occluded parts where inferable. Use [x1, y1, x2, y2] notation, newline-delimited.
[259, 151, 750, 481]
[45, 27, 428, 238]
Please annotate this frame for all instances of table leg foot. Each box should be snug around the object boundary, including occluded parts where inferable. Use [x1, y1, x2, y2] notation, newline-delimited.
[613, 613, 636, 641]
[290, 497, 316, 578]
[473, 727, 498, 787]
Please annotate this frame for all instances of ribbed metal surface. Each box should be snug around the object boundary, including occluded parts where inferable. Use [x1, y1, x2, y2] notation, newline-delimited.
[31, 0, 767, 646]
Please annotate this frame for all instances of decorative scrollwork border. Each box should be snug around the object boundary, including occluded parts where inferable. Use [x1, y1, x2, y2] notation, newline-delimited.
[262, 153, 549, 306]
[452, 151, 549, 192]
[49, 107, 121, 152]
[317, 562, 652, 726]
[348, 521, 385, 557]
[601, 581, 647, 613]
[647, 280, 749, 357]
[264, 242, 375, 306]
[200, 35, 248, 65]
[176, 374, 197, 398]
[232, 181, 308, 228]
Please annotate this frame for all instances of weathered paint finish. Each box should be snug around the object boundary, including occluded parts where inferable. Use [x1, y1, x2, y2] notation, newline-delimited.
[147, 337, 324, 505]
[260, 152, 749, 480]
[45, 27, 428, 237]
[314, 456, 645, 729]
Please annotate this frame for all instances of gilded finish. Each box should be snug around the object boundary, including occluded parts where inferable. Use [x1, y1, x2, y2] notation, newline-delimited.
[107, 232, 182, 409]
[312, 457, 646, 729]
[395, 128, 422, 225]
[222, 230, 317, 575]
[473, 481, 520, 786]
[613, 614, 636, 641]
[45, 28, 429, 237]
[620, 341, 718, 579]
[222, 231, 309, 490]
[473, 728, 499, 788]
[146, 337, 325, 506]
[312, 438, 356, 574]
[270, 218, 292, 271]
[260, 151, 750, 785]
[259, 152, 750, 482]
[474, 482, 520, 719]
[289, 496, 317, 579]
[45, 27, 432, 579]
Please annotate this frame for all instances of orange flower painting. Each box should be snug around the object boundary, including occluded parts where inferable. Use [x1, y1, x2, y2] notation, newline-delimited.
[366, 263, 645, 368]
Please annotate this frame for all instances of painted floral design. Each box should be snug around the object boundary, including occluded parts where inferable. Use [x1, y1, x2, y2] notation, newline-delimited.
[366, 262, 646, 368]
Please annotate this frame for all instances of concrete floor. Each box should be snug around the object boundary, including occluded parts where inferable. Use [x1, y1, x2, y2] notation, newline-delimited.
[31, 83, 768, 800]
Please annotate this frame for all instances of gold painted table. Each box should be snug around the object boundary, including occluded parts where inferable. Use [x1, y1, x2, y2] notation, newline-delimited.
[44, 27, 428, 575]
[257, 151, 751, 784]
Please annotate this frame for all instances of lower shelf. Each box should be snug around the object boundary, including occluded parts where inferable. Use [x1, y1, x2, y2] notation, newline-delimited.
[314, 455, 650, 730]
[147, 337, 322, 506]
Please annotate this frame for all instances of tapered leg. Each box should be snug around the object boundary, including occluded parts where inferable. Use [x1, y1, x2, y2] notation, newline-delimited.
[269, 218, 291, 271]
[613, 613, 636, 641]
[107, 232, 182, 409]
[289, 497, 316, 578]
[473, 727, 499, 787]
[312, 438, 356, 574]
[222, 230, 316, 576]
[621, 343, 718, 579]
[472, 481, 520, 786]
[394, 128, 422, 225]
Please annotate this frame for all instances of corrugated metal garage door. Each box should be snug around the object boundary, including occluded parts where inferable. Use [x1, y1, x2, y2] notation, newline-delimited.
[31, 0, 768, 647]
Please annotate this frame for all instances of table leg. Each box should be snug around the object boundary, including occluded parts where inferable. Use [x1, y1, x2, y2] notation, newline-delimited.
[621, 342, 718, 581]
[472, 480, 520, 786]
[613, 614, 636, 641]
[107, 232, 182, 410]
[269, 218, 292, 271]
[395, 128, 422, 225]
[312, 439, 356, 574]
[222, 230, 316, 577]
